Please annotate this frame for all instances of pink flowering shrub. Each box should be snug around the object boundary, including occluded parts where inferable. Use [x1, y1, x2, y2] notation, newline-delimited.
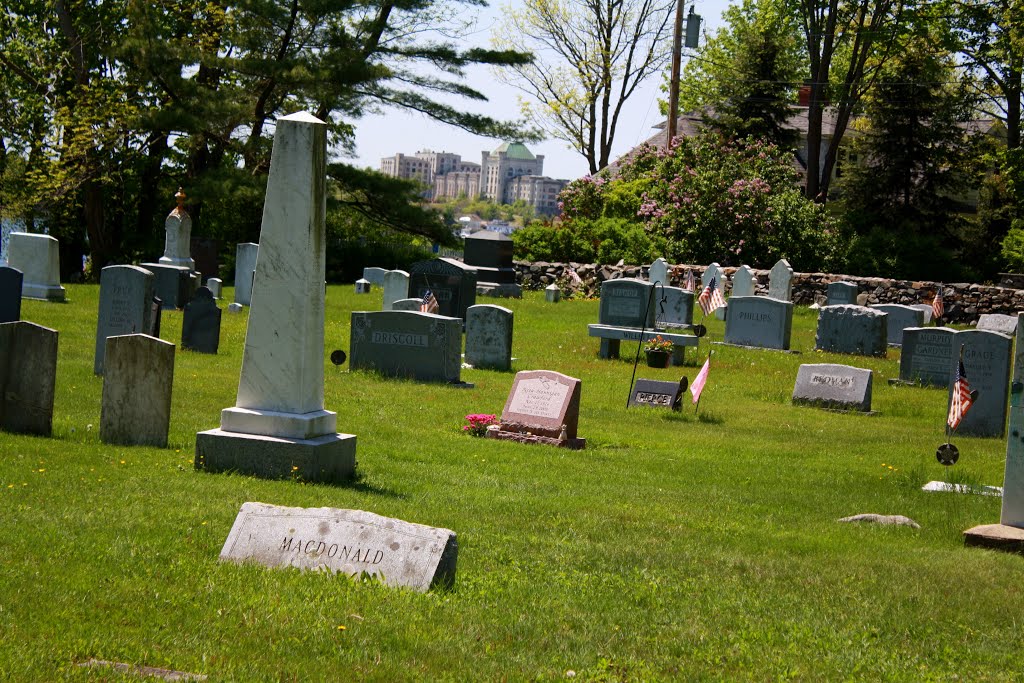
[463, 414, 498, 437]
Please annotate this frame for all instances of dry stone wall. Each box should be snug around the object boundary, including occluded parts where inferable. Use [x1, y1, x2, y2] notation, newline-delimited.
[513, 261, 1024, 325]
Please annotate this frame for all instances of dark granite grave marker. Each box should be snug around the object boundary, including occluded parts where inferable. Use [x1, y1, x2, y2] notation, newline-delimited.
[870, 304, 925, 346]
[409, 258, 477, 320]
[350, 310, 464, 384]
[0, 321, 57, 435]
[599, 278, 654, 328]
[629, 378, 686, 410]
[826, 281, 858, 306]
[900, 327, 956, 386]
[182, 286, 222, 354]
[815, 305, 887, 356]
[0, 266, 23, 323]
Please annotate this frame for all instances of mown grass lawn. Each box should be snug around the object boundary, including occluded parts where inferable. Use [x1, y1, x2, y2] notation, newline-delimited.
[2, 284, 1022, 681]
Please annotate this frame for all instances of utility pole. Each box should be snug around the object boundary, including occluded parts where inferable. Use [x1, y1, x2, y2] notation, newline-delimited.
[666, 5, 701, 148]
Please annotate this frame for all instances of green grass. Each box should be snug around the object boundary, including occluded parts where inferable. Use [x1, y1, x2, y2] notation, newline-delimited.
[2, 286, 1023, 681]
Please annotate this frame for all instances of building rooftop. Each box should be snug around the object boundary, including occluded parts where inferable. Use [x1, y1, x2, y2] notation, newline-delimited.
[493, 142, 536, 160]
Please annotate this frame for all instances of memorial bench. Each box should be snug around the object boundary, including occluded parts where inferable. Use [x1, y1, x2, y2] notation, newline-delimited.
[587, 324, 700, 366]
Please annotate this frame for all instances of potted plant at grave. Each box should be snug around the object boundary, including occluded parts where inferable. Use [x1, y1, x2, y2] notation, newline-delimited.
[643, 335, 673, 368]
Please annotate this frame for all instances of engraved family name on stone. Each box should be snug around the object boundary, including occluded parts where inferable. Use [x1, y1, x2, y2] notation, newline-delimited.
[507, 378, 570, 419]
[371, 331, 428, 347]
[636, 391, 672, 405]
[220, 503, 457, 592]
[811, 374, 853, 388]
[900, 327, 956, 386]
[792, 363, 872, 412]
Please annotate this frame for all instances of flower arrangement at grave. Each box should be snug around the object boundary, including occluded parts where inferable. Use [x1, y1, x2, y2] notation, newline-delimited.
[463, 414, 498, 437]
[643, 335, 673, 353]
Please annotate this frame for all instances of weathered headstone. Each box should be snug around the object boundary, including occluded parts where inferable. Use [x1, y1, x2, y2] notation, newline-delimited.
[234, 242, 259, 306]
[7, 232, 65, 301]
[731, 265, 756, 298]
[409, 258, 477, 320]
[391, 297, 423, 311]
[182, 287, 221, 354]
[0, 321, 57, 435]
[815, 305, 887, 356]
[598, 278, 654, 328]
[657, 286, 694, 328]
[648, 258, 669, 286]
[488, 370, 585, 448]
[354, 278, 372, 294]
[899, 327, 956, 386]
[949, 329, 1013, 438]
[350, 310, 464, 384]
[629, 377, 686, 411]
[1001, 314, 1024, 527]
[382, 270, 410, 311]
[227, 302, 243, 314]
[465, 230, 520, 297]
[94, 265, 156, 375]
[206, 277, 223, 299]
[701, 262, 723, 289]
[362, 267, 387, 286]
[871, 304, 925, 346]
[196, 112, 356, 484]
[465, 304, 513, 371]
[545, 283, 561, 303]
[910, 303, 934, 325]
[220, 502, 457, 592]
[0, 266, 23, 323]
[826, 281, 858, 306]
[158, 188, 195, 270]
[768, 259, 794, 302]
[978, 314, 1019, 336]
[139, 262, 192, 309]
[792, 363, 873, 412]
[723, 296, 793, 350]
[100, 334, 175, 447]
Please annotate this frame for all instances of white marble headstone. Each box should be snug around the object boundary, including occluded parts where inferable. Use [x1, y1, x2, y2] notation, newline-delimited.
[382, 270, 410, 311]
[7, 232, 65, 301]
[732, 265, 756, 298]
[158, 189, 195, 270]
[768, 259, 794, 302]
[648, 258, 669, 286]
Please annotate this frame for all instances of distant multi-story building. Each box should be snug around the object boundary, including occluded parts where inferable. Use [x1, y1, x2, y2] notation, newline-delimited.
[380, 142, 568, 216]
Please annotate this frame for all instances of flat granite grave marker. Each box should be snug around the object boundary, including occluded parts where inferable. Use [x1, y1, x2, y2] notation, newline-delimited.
[978, 314, 1019, 336]
[0, 266, 23, 323]
[826, 282, 858, 306]
[220, 502, 457, 592]
[629, 378, 686, 411]
[899, 327, 956, 386]
[7, 232, 65, 301]
[648, 258, 669, 286]
[815, 305, 887, 357]
[0, 321, 58, 435]
[465, 304, 513, 371]
[488, 370, 585, 448]
[382, 270, 409, 310]
[196, 112, 356, 483]
[599, 278, 654, 328]
[350, 310, 465, 384]
[100, 334, 174, 447]
[657, 286, 693, 328]
[182, 286, 221, 354]
[768, 259, 794, 301]
[409, 258, 477, 320]
[948, 329, 1012, 438]
[731, 265, 756, 298]
[870, 304, 925, 346]
[792, 363, 873, 412]
[94, 265, 156, 375]
[234, 242, 259, 306]
[723, 296, 793, 350]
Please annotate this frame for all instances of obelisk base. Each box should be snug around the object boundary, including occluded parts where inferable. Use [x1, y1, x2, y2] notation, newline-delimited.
[195, 429, 356, 483]
[963, 523, 1024, 555]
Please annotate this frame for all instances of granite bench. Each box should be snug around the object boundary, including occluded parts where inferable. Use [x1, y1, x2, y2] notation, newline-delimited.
[587, 324, 700, 366]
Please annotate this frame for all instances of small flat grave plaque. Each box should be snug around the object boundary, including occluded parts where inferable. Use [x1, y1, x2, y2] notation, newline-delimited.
[220, 502, 457, 592]
[629, 378, 687, 411]
[792, 363, 873, 412]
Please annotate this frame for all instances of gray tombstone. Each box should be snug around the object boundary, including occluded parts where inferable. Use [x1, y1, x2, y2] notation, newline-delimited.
[599, 278, 654, 328]
[181, 286, 222, 354]
[100, 334, 175, 447]
[354, 278, 372, 294]
[0, 321, 57, 435]
[629, 378, 686, 411]
[658, 286, 694, 328]
[701, 262, 723, 289]
[724, 296, 793, 350]
[382, 270, 410, 311]
[826, 282, 858, 306]
[768, 259, 794, 302]
[978, 314, 1019, 336]
[7, 232, 65, 302]
[159, 189, 195, 270]
[648, 258, 669, 286]
[545, 284, 561, 303]
[908, 303, 934, 325]
[350, 310, 464, 384]
[1001, 314, 1024, 527]
[871, 304, 925, 346]
[0, 266, 23, 323]
[140, 262, 192, 309]
[228, 302, 243, 314]
[465, 304, 513, 371]
[409, 258, 477, 320]
[94, 265, 156, 375]
[234, 242, 259, 306]
[815, 305, 887, 357]
[362, 267, 387, 286]
[900, 327, 957, 386]
[731, 266, 756, 298]
[206, 277, 223, 299]
[792, 363, 873, 412]
[949, 329, 1013, 438]
[391, 297, 424, 311]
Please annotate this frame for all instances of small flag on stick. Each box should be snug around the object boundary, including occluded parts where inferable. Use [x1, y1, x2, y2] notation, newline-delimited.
[690, 353, 711, 406]
[420, 290, 439, 314]
[947, 353, 974, 431]
[932, 286, 944, 321]
[698, 277, 725, 316]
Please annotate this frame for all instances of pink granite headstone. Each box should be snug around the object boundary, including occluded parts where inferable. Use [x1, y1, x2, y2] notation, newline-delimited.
[493, 370, 584, 448]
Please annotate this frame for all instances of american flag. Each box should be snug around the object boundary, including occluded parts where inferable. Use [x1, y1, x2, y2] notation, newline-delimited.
[684, 269, 695, 292]
[947, 356, 974, 430]
[690, 355, 710, 404]
[932, 286, 944, 321]
[420, 290, 439, 314]
[698, 277, 725, 315]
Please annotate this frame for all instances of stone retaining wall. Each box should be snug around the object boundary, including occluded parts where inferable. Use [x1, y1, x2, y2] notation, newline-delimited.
[513, 261, 1024, 325]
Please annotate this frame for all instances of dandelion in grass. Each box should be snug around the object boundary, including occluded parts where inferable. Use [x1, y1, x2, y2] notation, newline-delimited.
[337, 625, 347, 631]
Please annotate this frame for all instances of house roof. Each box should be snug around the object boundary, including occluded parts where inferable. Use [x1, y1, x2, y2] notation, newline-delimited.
[493, 142, 536, 160]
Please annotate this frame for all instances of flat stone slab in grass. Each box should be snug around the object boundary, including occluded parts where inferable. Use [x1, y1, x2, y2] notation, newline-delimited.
[870, 304, 925, 346]
[723, 296, 793, 350]
[977, 313, 1019, 336]
[629, 378, 686, 411]
[899, 327, 956, 386]
[792, 363, 872, 412]
[963, 523, 1024, 554]
[838, 514, 920, 529]
[922, 480, 1003, 497]
[815, 305, 887, 357]
[220, 502, 457, 592]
